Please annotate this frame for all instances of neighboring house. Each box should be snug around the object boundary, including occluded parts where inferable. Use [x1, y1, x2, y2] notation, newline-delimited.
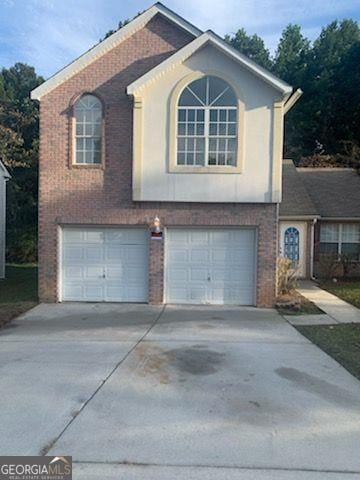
[31, 3, 301, 307]
[0, 161, 10, 279]
[280, 160, 360, 278]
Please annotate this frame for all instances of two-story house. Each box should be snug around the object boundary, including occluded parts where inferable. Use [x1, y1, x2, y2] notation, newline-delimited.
[31, 3, 301, 307]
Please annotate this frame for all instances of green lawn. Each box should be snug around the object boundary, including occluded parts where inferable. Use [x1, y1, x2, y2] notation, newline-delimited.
[0, 265, 38, 327]
[297, 324, 360, 380]
[320, 280, 360, 309]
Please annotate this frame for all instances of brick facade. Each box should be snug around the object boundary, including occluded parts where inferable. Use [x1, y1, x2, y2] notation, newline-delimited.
[38, 15, 278, 307]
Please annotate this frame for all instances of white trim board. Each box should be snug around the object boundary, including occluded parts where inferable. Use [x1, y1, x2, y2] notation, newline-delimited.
[0, 161, 10, 179]
[31, 2, 202, 101]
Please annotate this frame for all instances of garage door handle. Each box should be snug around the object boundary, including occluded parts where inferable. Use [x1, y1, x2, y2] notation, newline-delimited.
[207, 275, 211, 282]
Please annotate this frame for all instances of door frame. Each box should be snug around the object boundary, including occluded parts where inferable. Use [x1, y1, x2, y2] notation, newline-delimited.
[279, 221, 307, 277]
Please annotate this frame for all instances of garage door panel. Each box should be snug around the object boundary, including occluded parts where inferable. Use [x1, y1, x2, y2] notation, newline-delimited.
[190, 268, 208, 281]
[84, 285, 103, 300]
[166, 228, 255, 305]
[168, 249, 188, 262]
[190, 249, 210, 263]
[85, 266, 102, 280]
[126, 266, 147, 283]
[189, 231, 209, 244]
[63, 245, 84, 262]
[63, 284, 84, 300]
[168, 267, 188, 282]
[63, 266, 83, 280]
[61, 228, 148, 302]
[85, 246, 103, 262]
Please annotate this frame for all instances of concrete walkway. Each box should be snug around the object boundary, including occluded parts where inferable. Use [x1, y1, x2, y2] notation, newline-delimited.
[1, 304, 360, 479]
[297, 280, 360, 324]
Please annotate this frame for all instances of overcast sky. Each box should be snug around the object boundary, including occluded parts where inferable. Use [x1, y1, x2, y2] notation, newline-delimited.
[1, 0, 359, 78]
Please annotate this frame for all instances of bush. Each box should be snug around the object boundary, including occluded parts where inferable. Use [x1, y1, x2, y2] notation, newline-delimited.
[6, 228, 37, 263]
[277, 256, 300, 294]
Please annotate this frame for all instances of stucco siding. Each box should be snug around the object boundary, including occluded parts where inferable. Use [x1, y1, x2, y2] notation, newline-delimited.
[137, 44, 281, 203]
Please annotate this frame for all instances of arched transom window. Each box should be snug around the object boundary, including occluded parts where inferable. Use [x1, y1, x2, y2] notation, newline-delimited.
[177, 75, 237, 168]
[74, 94, 102, 164]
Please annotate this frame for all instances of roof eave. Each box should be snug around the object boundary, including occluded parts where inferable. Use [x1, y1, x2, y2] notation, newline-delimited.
[31, 3, 202, 101]
[127, 31, 292, 96]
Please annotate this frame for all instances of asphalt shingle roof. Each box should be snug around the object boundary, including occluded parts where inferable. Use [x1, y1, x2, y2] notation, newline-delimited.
[298, 167, 360, 218]
[281, 160, 360, 218]
[280, 160, 318, 217]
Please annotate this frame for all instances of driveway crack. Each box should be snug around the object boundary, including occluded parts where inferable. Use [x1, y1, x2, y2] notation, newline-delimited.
[40, 305, 166, 455]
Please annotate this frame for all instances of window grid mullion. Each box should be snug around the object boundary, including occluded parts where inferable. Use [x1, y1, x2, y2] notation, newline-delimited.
[204, 107, 209, 167]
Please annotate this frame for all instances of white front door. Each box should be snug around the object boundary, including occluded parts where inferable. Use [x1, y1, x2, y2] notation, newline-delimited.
[61, 227, 148, 302]
[166, 228, 256, 305]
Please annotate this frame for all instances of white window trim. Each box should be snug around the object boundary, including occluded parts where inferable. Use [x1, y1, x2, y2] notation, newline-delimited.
[72, 94, 104, 167]
[168, 71, 245, 174]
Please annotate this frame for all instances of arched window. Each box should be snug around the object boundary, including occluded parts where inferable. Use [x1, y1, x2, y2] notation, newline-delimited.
[284, 227, 300, 262]
[74, 94, 102, 164]
[177, 75, 237, 168]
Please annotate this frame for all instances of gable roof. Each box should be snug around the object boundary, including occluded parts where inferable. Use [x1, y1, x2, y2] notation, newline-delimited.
[298, 168, 360, 219]
[280, 160, 318, 218]
[31, 3, 201, 101]
[281, 160, 360, 219]
[0, 161, 10, 179]
[127, 30, 292, 96]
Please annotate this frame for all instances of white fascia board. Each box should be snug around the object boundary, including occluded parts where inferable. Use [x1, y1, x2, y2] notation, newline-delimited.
[30, 3, 201, 101]
[127, 31, 292, 96]
[0, 161, 10, 179]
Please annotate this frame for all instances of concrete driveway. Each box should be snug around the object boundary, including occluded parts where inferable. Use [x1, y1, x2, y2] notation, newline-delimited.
[1, 304, 360, 479]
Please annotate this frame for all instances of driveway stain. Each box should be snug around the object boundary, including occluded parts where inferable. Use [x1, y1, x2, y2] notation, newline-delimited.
[135, 344, 170, 384]
[164, 346, 225, 375]
[275, 367, 359, 408]
[134, 344, 225, 381]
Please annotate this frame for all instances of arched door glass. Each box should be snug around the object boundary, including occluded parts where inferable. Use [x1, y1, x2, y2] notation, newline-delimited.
[284, 227, 300, 262]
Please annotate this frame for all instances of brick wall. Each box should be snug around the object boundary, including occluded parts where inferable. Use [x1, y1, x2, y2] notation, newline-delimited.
[38, 15, 278, 307]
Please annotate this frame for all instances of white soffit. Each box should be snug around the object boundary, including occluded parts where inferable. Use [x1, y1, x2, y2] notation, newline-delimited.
[30, 2, 202, 101]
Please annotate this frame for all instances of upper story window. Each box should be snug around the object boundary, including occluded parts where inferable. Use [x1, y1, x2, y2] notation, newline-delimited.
[74, 94, 102, 165]
[177, 75, 238, 168]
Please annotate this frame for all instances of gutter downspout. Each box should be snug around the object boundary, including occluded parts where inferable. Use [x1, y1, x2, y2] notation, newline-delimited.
[284, 88, 303, 114]
[310, 218, 317, 280]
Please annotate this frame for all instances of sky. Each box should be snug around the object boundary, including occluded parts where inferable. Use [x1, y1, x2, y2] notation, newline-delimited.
[0, 0, 359, 78]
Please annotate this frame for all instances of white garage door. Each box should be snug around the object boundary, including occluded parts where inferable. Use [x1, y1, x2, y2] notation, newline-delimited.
[166, 228, 256, 305]
[61, 228, 148, 302]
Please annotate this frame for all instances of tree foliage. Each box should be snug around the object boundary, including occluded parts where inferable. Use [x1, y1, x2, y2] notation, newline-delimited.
[0, 63, 43, 262]
[225, 29, 272, 69]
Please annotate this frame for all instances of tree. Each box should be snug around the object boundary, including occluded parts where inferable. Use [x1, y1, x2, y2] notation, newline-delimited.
[273, 24, 310, 86]
[100, 19, 130, 41]
[0, 63, 43, 262]
[300, 20, 360, 155]
[225, 29, 272, 69]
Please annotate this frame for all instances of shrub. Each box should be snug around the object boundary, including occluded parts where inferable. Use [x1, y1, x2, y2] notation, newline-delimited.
[277, 256, 300, 294]
[6, 228, 37, 263]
